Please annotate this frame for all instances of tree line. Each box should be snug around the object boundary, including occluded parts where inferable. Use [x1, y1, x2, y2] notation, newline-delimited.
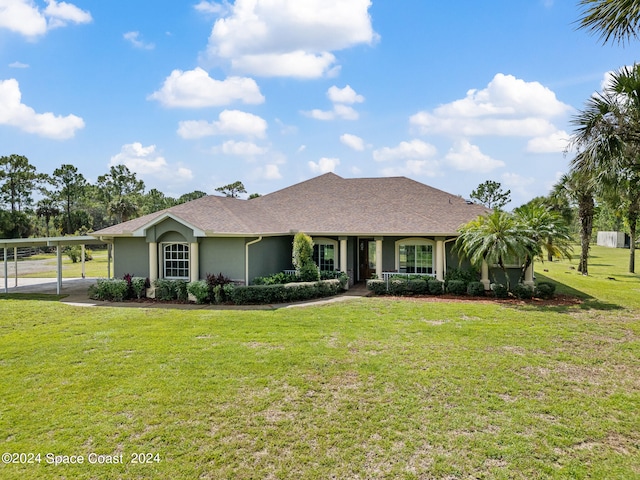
[0, 154, 254, 239]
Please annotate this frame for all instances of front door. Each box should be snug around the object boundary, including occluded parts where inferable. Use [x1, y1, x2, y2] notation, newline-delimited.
[358, 238, 376, 281]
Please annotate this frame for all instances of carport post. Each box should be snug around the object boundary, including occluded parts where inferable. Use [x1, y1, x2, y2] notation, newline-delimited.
[81, 244, 86, 279]
[3, 247, 7, 294]
[56, 244, 63, 295]
[14, 247, 17, 287]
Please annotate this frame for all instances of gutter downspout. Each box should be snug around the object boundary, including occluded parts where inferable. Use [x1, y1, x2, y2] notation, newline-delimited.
[245, 236, 263, 285]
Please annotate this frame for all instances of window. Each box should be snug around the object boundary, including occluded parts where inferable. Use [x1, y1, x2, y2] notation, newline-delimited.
[313, 238, 338, 271]
[163, 243, 190, 279]
[396, 239, 434, 274]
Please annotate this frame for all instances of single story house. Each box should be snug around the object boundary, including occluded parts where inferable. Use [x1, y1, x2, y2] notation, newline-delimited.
[93, 173, 532, 289]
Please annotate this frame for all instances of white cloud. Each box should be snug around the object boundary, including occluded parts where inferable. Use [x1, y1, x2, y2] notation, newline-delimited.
[123, 31, 155, 50]
[380, 160, 440, 178]
[410, 73, 572, 138]
[374, 139, 439, 177]
[445, 140, 505, 173]
[205, 0, 376, 78]
[44, 0, 92, 29]
[233, 51, 339, 79]
[373, 139, 437, 162]
[0, 0, 92, 38]
[340, 133, 365, 151]
[8, 61, 29, 68]
[328, 85, 364, 104]
[501, 172, 535, 199]
[309, 157, 340, 174]
[305, 104, 359, 121]
[177, 109, 268, 139]
[149, 67, 264, 108]
[217, 140, 268, 156]
[0, 78, 84, 139]
[261, 164, 282, 180]
[304, 85, 364, 120]
[194, 1, 228, 15]
[109, 143, 193, 184]
[526, 130, 570, 153]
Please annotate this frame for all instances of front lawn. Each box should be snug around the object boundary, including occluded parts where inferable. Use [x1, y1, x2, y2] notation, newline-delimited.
[0, 246, 638, 479]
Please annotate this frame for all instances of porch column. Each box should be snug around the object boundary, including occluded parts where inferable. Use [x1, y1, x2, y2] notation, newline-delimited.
[375, 237, 383, 279]
[149, 242, 158, 282]
[339, 237, 348, 273]
[107, 244, 112, 279]
[524, 263, 534, 287]
[190, 242, 199, 282]
[435, 238, 444, 281]
[481, 260, 490, 291]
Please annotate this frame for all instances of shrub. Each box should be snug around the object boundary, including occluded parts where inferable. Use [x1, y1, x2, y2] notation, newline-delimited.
[512, 283, 534, 300]
[230, 285, 287, 305]
[88, 279, 128, 302]
[447, 280, 467, 295]
[131, 277, 149, 299]
[299, 263, 320, 282]
[187, 280, 209, 304]
[467, 281, 486, 297]
[154, 279, 188, 301]
[65, 245, 93, 263]
[492, 283, 509, 299]
[253, 272, 298, 285]
[407, 279, 428, 295]
[427, 279, 444, 295]
[535, 281, 556, 300]
[206, 272, 233, 303]
[367, 279, 387, 295]
[388, 278, 408, 296]
[230, 280, 340, 305]
[445, 267, 478, 283]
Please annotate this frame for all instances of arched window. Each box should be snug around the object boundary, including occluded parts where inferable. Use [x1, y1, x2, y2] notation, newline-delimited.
[162, 243, 190, 279]
[395, 238, 434, 274]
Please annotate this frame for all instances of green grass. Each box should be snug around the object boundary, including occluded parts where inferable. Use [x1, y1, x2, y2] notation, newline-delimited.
[15, 250, 112, 278]
[0, 246, 639, 479]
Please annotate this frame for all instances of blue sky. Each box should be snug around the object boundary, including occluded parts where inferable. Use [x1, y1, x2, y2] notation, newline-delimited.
[0, 0, 635, 206]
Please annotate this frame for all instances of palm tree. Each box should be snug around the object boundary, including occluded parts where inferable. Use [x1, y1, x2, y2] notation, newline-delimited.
[108, 198, 139, 224]
[551, 171, 595, 275]
[35, 199, 60, 237]
[454, 210, 534, 291]
[570, 64, 640, 273]
[513, 203, 573, 281]
[577, 0, 640, 45]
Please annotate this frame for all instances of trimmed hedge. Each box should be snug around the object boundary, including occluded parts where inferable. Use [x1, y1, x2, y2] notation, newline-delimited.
[230, 279, 341, 305]
[366, 279, 387, 295]
[492, 283, 509, 299]
[446, 280, 467, 295]
[512, 283, 534, 300]
[467, 281, 486, 297]
[88, 278, 128, 301]
[535, 281, 556, 300]
[427, 279, 444, 295]
[154, 279, 188, 301]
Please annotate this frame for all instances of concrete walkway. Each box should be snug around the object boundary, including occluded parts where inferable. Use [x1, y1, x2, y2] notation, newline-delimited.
[0, 277, 372, 310]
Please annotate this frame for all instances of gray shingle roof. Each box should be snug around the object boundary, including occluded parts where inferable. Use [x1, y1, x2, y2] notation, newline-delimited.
[94, 173, 490, 237]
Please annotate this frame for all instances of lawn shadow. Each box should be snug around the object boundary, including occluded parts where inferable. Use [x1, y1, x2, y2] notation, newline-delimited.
[0, 293, 68, 301]
[531, 273, 623, 312]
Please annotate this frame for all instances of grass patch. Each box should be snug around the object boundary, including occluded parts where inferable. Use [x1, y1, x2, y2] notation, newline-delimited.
[0, 245, 639, 479]
[12, 250, 111, 279]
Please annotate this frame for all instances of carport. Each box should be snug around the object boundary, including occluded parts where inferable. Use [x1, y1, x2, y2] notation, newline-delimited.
[0, 236, 112, 294]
